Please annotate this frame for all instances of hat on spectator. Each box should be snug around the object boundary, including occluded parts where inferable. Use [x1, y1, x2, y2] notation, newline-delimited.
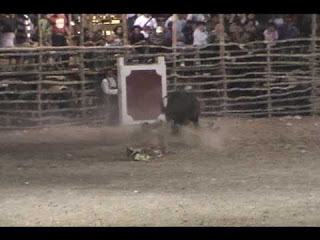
[113, 26, 122, 33]
[156, 26, 164, 33]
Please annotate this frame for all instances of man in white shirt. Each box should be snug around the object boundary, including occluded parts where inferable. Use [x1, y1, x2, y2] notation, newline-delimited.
[193, 22, 208, 46]
[101, 69, 119, 125]
[263, 23, 278, 47]
[187, 14, 210, 23]
[133, 14, 158, 30]
[164, 14, 187, 34]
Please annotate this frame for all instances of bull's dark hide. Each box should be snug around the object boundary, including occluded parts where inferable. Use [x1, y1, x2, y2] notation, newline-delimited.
[161, 90, 200, 134]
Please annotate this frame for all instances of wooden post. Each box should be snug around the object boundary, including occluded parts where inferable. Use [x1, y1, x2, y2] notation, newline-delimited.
[79, 14, 86, 118]
[68, 14, 72, 45]
[38, 14, 43, 47]
[266, 44, 272, 117]
[37, 14, 43, 126]
[219, 14, 227, 115]
[122, 14, 128, 46]
[172, 14, 178, 91]
[80, 14, 84, 46]
[311, 14, 317, 116]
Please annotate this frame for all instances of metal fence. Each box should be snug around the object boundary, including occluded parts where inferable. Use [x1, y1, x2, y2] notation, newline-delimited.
[1, 37, 320, 129]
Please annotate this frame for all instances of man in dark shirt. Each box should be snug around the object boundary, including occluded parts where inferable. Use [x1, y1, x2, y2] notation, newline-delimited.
[0, 14, 16, 32]
[15, 14, 34, 46]
[129, 25, 146, 45]
[279, 17, 300, 40]
[149, 26, 167, 53]
[182, 20, 194, 45]
[0, 14, 16, 47]
[129, 25, 147, 55]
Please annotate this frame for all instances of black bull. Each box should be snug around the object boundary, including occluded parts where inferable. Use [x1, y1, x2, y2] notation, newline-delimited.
[161, 91, 201, 133]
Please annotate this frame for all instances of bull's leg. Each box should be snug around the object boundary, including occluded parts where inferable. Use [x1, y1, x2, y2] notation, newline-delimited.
[157, 132, 168, 153]
[190, 116, 200, 129]
[171, 120, 180, 135]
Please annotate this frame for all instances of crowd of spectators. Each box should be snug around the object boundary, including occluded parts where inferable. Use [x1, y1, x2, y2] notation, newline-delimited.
[0, 14, 313, 49]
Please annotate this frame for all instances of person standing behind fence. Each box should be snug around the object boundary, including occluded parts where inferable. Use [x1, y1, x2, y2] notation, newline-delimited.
[134, 14, 158, 30]
[129, 25, 148, 57]
[279, 16, 300, 40]
[193, 22, 208, 46]
[38, 15, 52, 46]
[127, 14, 138, 32]
[187, 14, 210, 24]
[164, 14, 187, 36]
[149, 26, 167, 53]
[106, 26, 124, 46]
[182, 20, 194, 45]
[263, 23, 278, 47]
[48, 14, 70, 68]
[101, 69, 119, 126]
[0, 14, 16, 48]
[48, 14, 69, 46]
[278, 16, 300, 54]
[15, 14, 35, 47]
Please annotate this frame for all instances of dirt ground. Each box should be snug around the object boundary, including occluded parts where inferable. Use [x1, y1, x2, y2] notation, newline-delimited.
[1, 116, 320, 226]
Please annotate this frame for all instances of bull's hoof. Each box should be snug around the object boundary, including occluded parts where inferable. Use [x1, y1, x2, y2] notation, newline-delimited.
[171, 125, 180, 135]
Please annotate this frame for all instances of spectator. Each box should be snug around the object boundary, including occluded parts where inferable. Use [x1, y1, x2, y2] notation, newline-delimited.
[297, 14, 311, 37]
[225, 14, 235, 24]
[0, 14, 16, 48]
[141, 26, 152, 42]
[149, 26, 166, 44]
[230, 23, 242, 42]
[182, 20, 194, 45]
[237, 25, 250, 44]
[263, 23, 278, 46]
[129, 25, 147, 45]
[148, 26, 167, 54]
[83, 28, 96, 46]
[246, 14, 259, 27]
[15, 14, 34, 46]
[237, 14, 247, 26]
[38, 15, 52, 46]
[186, 14, 210, 24]
[107, 26, 123, 46]
[48, 14, 70, 68]
[48, 14, 69, 47]
[279, 17, 300, 40]
[94, 31, 106, 46]
[134, 14, 157, 30]
[101, 69, 119, 126]
[0, 24, 15, 48]
[127, 14, 138, 32]
[244, 20, 258, 42]
[206, 15, 219, 32]
[164, 14, 187, 34]
[129, 25, 148, 55]
[193, 22, 208, 46]
[212, 22, 231, 42]
[164, 22, 185, 47]
[272, 14, 285, 29]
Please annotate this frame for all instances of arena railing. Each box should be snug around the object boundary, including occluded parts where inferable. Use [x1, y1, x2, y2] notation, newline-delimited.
[0, 37, 320, 128]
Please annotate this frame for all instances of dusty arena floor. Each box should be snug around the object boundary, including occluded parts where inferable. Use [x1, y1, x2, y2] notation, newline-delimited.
[1, 116, 320, 226]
